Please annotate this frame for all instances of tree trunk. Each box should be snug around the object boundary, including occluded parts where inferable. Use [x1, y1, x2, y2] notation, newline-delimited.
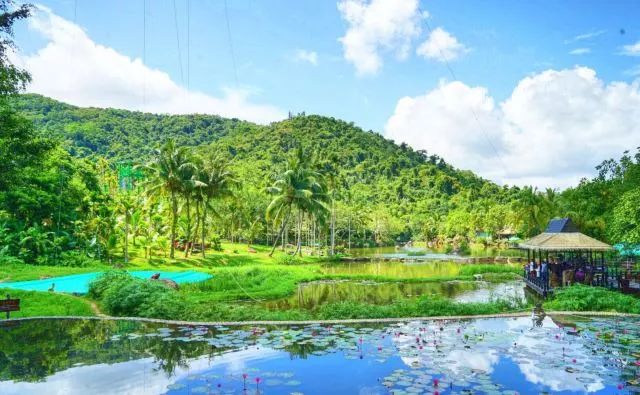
[124, 211, 130, 263]
[191, 200, 200, 257]
[201, 198, 209, 258]
[330, 200, 335, 256]
[170, 191, 177, 259]
[348, 215, 351, 252]
[184, 195, 192, 257]
[269, 209, 291, 257]
[295, 210, 302, 256]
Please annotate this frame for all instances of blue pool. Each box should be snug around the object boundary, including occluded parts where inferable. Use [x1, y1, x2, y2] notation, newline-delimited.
[0, 271, 212, 294]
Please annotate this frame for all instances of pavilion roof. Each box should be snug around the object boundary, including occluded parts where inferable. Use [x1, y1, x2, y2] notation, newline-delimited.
[518, 218, 612, 251]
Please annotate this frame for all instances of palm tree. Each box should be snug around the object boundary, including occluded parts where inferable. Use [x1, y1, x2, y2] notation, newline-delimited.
[196, 155, 236, 258]
[116, 191, 137, 263]
[141, 139, 194, 259]
[266, 146, 330, 257]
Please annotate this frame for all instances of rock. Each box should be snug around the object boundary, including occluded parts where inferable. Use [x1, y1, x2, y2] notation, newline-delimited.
[248, 247, 257, 253]
[159, 279, 179, 290]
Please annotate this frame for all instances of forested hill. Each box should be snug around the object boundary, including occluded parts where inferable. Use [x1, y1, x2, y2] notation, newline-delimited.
[14, 93, 488, 195]
[14, 93, 638, 246]
[14, 93, 511, 245]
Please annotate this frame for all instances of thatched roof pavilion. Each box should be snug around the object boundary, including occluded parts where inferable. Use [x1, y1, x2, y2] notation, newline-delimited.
[519, 218, 612, 251]
[519, 218, 612, 296]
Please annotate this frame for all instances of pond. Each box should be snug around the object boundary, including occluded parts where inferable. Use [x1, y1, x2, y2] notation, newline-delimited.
[263, 280, 533, 310]
[0, 316, 638, 394]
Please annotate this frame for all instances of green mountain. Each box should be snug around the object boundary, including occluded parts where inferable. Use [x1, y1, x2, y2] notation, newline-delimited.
[16, 93, 639, 247]
[14, 93, 518, 245]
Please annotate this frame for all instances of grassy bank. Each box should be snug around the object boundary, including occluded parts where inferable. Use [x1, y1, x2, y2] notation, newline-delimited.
[544, 285, 640, 314]
[0, 288, 95, 317]
[184, 297, 527, 322]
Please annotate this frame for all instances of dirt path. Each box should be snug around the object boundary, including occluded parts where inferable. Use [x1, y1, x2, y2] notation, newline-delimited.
[85, 299, 108, 317]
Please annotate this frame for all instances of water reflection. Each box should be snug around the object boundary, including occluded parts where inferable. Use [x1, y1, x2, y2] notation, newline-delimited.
[348, 246, 525, 258]
[0, 317, 637, 394]
[323, 260, 464, 278]
[264, 280, 532, 309]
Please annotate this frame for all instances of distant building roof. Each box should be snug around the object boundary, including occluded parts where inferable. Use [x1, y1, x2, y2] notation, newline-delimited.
[519, 218, 612, 251]
[545, 218, 579, 233]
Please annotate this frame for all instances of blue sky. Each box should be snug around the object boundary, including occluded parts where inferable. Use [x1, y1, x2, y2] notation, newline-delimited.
[12, 0, 640, 188]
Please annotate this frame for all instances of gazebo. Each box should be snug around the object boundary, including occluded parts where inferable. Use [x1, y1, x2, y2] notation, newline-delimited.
[518, 218, 612, 296]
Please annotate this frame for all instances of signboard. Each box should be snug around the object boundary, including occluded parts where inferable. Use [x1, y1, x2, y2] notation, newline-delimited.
[0, 295, 20, 319]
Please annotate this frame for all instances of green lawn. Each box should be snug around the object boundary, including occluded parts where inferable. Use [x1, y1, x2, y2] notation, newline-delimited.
[0, 288, 95, 318]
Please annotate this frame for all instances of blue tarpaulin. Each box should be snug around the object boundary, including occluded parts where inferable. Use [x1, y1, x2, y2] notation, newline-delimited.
[0, 271, 212, 294]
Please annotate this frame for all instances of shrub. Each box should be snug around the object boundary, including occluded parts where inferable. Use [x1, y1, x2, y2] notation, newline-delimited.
[88, 271, 185, 319]
[544, 285, 640, 314]
[210, 233, 223, 251]
[276, 254, 303, 265]
[59, 251, 100, 267]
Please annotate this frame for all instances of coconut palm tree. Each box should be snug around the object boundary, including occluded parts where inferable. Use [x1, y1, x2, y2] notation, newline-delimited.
[195, 155, 236, 258]
[116, 191, 137, 263]
[266, 146, 330, 257]
[141, 139, 195, 259]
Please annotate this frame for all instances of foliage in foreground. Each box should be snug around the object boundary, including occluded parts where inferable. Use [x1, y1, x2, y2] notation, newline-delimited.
[0, 288, 94, 317]
[544, 285, 640, 314]
[185, 296, 526, 322]
[89, 271, 184, 319]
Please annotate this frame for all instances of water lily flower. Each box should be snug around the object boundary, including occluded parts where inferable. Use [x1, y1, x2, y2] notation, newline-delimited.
[433, 378, 439, 387]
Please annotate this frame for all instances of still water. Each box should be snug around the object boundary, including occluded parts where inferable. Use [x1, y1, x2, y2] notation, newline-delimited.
[0, 316, 638, 394]
[264, 280, 531, 310]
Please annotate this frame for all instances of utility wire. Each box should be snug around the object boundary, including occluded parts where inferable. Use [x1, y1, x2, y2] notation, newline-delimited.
[143, 0, 146, 105]
[223, 0, 239, 87]
[172, 0, 184, 85]
[420, 10, 510, 177]
[187, 0, 190, 90]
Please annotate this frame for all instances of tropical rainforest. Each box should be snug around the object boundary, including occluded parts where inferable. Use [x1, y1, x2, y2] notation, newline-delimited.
[0, 3, 639, 268]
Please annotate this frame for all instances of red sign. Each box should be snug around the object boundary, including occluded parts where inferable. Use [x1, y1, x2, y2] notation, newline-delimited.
[0, 298, 20, 313]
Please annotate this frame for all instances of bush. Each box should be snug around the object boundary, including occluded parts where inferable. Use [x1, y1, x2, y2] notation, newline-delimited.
[0, 255, 24, 266]
[58, 251, 100, 267]
[276, 254, 303, 265]
[544, 285, 640, 314]
[88, 270, 132, 299]
[88, 271, 185, 319]
[210, 233, 223, 252]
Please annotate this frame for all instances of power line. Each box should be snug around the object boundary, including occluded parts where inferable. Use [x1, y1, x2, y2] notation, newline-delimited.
[143, 0, 146, 105]
[187, 0, 190, 90]
[420, 11, 510, 177]
[172, 0, 184, 85]
[223, 0, 239, 87]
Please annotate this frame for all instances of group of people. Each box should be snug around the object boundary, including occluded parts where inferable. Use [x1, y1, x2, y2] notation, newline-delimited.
[525, 260, 552, 288]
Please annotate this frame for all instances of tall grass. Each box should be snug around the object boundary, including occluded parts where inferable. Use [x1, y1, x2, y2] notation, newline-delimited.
[544, 285, 640, 314]
[0, 288, 95, 317]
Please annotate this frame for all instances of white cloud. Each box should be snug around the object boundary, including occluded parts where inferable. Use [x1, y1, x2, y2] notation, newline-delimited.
[417, 27, 468, 62]
[14, 6, 285, 124]
[337, 0, 423, 75]
[385, 67, 640, 188]
[564, 29, 606, 44]
[294, 49, 318, 65]
[620, 40, 640, 56]
[569, 48, 590, 55]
